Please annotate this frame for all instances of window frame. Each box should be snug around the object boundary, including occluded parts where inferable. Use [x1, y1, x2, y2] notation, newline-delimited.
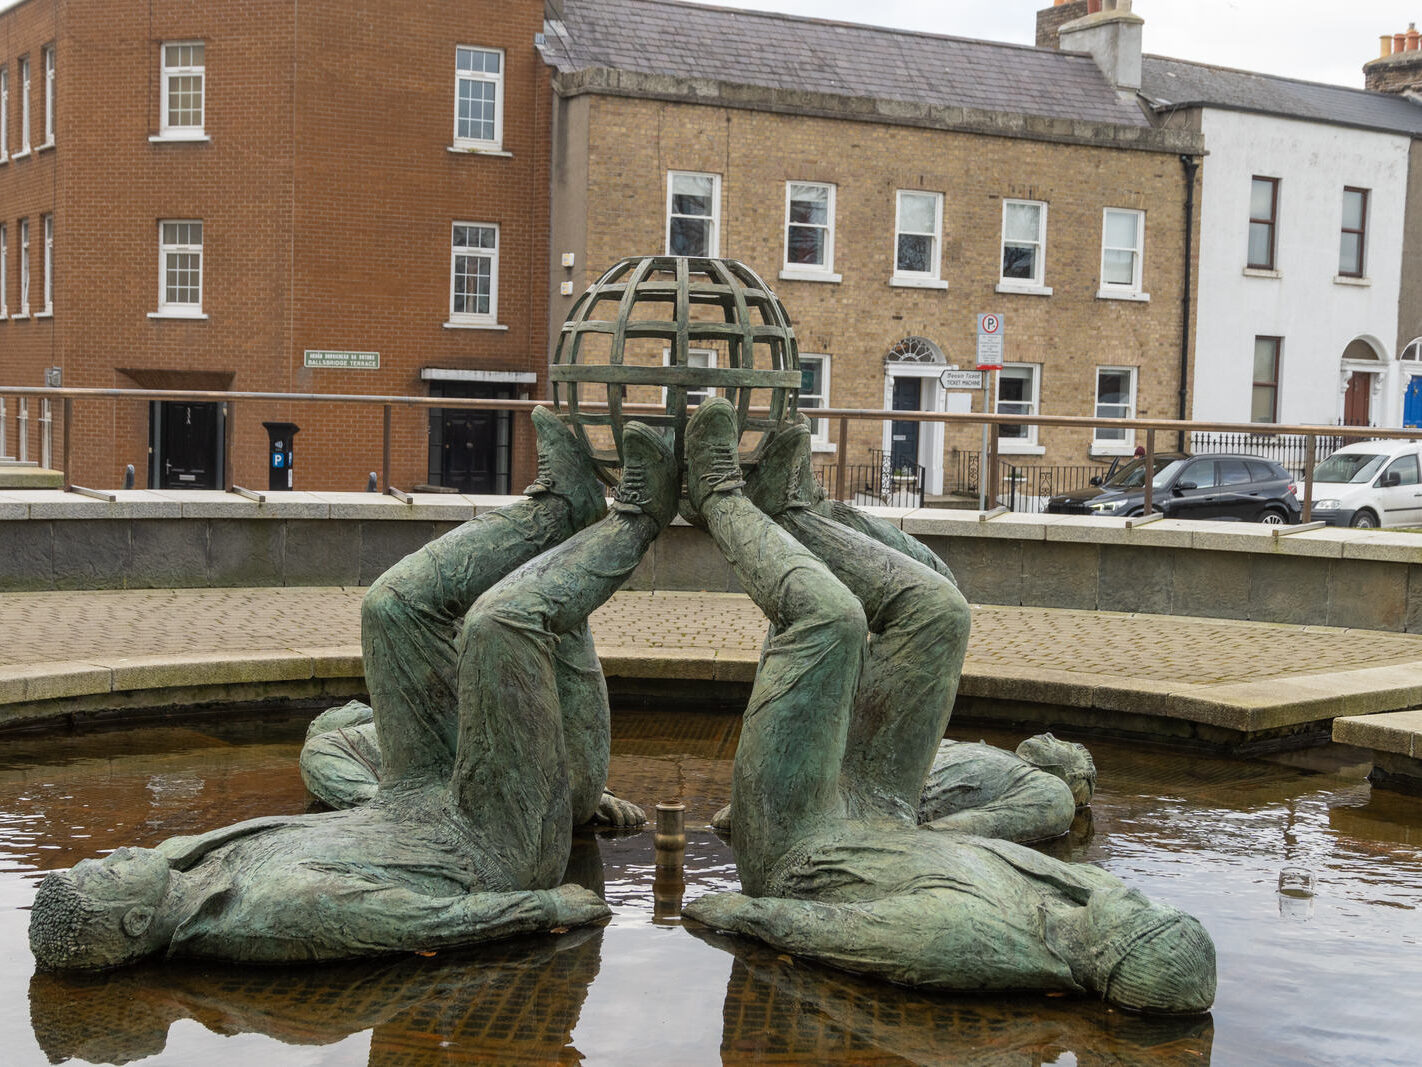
[0, 224, 7, 318]
[999, 198, 1048, 289]
[892, 189, 944, 285]
[1339, 186, 1369, 279]
[1092, 366, 1137, 451]
[448, 221, 499, 327]
[1252, 336, 1282, 424]
[17, 217, 29, 315]
[452, 45, 504, 151]
[41, 214, 52, 314]
[1, 66, 8, 162]
[1099, 207, 1145, 296]
[157, 219, 204, 317]
[662, 347, 718, 408]
[798, 353, 832, 448]
[996, 362, 1041, 448]
[159, 41, 206, 139]
[665, 171, 721, 258]
[18, 55, 30, 154]
[41, 45, 53, 146]
[1248, 176, 1279, 271]
[782, 181, 837, 279]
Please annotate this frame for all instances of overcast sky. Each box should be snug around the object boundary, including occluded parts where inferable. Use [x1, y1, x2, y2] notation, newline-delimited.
[681, 0, 1422, 89]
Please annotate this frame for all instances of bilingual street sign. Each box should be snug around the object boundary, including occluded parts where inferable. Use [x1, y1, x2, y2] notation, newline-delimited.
[939, 369, 983, 390]
[304, 350, 380, 370]
[976, 313, 1004, 370]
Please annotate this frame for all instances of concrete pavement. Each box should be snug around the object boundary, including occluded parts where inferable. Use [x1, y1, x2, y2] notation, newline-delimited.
[4, 586, 1422, 750]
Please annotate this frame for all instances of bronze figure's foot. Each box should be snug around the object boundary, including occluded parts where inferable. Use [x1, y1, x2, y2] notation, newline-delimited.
[524, 405, 608, 531]
[743, 417, 824, 517]
[611, 421, 679, 529]
[685, 397, 746, 517]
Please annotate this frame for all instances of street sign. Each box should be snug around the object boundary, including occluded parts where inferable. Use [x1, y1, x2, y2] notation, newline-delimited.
[304, 350, 380, 370]
[939, 369, 983, 390]
[976, 313, 1004, 370]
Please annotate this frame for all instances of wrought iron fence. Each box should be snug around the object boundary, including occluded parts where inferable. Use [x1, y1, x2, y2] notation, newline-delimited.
[1189, 431, 1344, 480]
[1001, 465, 1106, 514]
[814, 450, 925, 508]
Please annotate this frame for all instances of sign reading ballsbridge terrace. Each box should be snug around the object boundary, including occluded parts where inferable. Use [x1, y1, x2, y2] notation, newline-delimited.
[304, 350, 380, 370]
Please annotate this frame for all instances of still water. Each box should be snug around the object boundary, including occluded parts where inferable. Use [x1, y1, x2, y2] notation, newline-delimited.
[0, 710, 1419, 1066]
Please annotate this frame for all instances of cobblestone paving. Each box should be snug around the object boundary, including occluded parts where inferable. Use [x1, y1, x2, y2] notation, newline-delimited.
[2, 588, 1421, 688]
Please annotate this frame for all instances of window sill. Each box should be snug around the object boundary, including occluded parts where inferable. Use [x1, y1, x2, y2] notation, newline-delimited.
[443, 321, 508, 331]
[1242, 267, 1280, 279]
[33, 309, 52, 319]
[1090, 444, 1137, 457]
[890, 276, 948, 291]
[1334, 275, 1370, 287]
[998, 442, 1046, 456]
[1096, 288, 1149, 302]
[37, 140, 54, 153]
[149, 131, 210, 143]
[810, 440, 837, 454]
[447, 145, 512, 157]
[995, 282, 1053, 297]
[10, 149, 30, 160]
[779, 268, 842, 284]
[148, 309, 208, 320]
[10, 311, 29, 321]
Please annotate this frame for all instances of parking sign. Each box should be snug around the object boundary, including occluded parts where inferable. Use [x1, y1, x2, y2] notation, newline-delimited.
[976, 314, 1004, 370]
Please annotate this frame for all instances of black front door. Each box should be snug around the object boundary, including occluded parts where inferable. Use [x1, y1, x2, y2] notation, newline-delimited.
[890, 377, 920, 472]
[152, 401, 222, 489]
[429, 383, 514, 493]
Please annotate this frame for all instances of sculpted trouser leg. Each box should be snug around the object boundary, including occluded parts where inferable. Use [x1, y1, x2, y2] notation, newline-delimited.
[362, 499, 574, 788]
[453, 509, 661, 889]
[777, 508, 970, 822]
[699, 491, 866, 893]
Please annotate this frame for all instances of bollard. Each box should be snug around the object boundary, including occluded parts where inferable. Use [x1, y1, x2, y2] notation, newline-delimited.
[652, 801, 686, 924]
[123, 464, 135, 490]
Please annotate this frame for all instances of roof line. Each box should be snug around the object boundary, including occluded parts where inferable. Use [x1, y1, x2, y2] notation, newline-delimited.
[607, 0, 1099, 65]
[1142, 52, 1383, 99]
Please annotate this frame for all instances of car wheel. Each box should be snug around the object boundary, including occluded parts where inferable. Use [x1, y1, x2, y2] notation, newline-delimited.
[1258, 507, 1287, 526]
[1350, 510, 1378, 529]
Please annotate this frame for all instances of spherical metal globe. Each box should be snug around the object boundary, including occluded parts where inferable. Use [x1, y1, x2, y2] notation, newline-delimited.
[549, 256, 801, 487]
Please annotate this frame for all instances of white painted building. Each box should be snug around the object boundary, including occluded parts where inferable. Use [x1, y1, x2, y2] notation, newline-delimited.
[1142, 57, 1422, 432]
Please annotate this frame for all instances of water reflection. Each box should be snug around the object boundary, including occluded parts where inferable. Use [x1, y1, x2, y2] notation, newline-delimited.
[30, 928, 605, 1065]
[1, 716, 1420, 1065]
[690, 926, 1214, 1066]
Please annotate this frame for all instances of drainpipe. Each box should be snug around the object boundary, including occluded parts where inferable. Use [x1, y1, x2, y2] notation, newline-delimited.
[1178, 154, 1199, 453]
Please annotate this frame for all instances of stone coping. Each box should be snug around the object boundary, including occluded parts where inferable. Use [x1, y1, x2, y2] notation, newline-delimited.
[3, 490, 1420, 564]
[1333, 710, 1422, 758]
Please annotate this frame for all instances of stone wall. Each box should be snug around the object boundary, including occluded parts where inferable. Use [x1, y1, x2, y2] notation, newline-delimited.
[4, 491, 1422, 634]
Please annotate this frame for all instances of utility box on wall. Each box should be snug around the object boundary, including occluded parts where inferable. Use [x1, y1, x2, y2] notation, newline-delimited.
[263, 422, 299, 491]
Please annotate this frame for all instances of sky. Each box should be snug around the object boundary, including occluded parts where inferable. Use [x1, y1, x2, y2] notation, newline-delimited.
[680, 0, 1422, 89]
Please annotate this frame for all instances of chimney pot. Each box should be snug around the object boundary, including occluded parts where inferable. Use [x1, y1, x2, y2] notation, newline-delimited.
[1410, 25, 1421, 51]
[1395, 32, 1407, 52]
[1381, 33, 1394, 57]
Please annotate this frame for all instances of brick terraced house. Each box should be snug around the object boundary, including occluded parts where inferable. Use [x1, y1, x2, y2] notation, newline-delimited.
[541, 0, 1205, 493]
[0, 0, 551, 493]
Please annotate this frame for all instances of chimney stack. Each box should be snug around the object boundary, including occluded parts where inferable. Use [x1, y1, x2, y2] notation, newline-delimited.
[1037, 0, 1091, 50]
[1056, 0, 1144, 93]
[1365, 21, 1422, 94]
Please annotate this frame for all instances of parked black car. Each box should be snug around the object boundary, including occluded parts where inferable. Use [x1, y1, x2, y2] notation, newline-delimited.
[1045, 453, 1187, 514]
[1050, 454, 1301, 523]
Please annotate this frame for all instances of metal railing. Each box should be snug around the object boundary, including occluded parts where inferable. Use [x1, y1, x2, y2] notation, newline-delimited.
[814, 452, 926, 508]
[1189, 430, 1346, 480]
[3, 383, 1420, 522]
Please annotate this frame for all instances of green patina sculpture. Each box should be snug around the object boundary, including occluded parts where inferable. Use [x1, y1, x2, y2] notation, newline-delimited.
[30, 408, 684, 969]
[31, 256, 1214, 1016]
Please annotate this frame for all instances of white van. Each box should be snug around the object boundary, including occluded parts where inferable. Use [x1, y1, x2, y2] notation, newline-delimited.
[1309, 439, 1422, 528]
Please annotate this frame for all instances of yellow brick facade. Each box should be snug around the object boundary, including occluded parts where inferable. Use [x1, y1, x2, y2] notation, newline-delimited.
[553, 92, 1200, 490]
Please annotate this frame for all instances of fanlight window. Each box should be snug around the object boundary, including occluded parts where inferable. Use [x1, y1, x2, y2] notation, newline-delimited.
[884, 336, 945, 364]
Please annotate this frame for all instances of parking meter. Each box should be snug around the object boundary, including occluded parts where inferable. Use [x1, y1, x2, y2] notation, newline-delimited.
[263, 422, 299, 491]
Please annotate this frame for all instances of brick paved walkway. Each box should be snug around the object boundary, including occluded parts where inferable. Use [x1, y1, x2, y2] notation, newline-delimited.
[3, 586, 1420, 689]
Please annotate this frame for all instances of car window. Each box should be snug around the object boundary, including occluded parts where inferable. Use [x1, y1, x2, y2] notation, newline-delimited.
[1382, 454, 1420, 486]
[1152, 458, 1188, 489]
[1217, 459, 1251, 485]
[1245, 460, 1277, 482]
[1104, 458, 1146, 488]
[1178, 460, 1217, 488]
[1314, 452, 1386, 484]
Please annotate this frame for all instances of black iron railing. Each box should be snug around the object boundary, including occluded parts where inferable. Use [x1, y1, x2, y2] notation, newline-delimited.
[1189, 431, 1344, 480]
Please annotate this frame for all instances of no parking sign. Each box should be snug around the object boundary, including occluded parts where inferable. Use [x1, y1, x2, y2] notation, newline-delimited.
[976, 314, 1004, 370]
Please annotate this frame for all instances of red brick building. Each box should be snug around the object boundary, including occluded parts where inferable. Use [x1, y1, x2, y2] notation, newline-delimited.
[0, 0, 550, 492]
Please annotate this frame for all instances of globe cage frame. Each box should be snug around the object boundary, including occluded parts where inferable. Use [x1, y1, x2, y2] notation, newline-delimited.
[550, 256, 802, 487]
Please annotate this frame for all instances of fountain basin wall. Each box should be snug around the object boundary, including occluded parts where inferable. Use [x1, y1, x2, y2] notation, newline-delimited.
[2, 490, 1422, 632]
